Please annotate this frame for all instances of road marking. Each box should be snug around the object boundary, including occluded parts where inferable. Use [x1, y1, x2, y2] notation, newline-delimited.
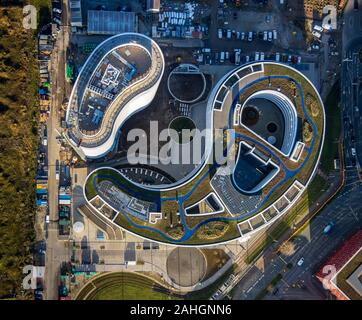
[349, 205, 360, 221]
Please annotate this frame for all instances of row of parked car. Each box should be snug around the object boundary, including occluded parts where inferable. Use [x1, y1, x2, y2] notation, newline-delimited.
[197, 48, 302, 66]
[218, 28, 278, 42]
[52, 1, 62, 25]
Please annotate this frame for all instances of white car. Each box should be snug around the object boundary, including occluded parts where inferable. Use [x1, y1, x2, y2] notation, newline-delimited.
[53, 17, 61, 25]
[273, 29, 277, 40]
[297, 56, 302, 64]
[268, 31, 273, 41]
[263, 31, 268, 41]
[312, 30, 322, 39]
[241, 32, 245, 40]
[313, 25, 323, 33]
[218, 29, 223, 39]
[255, 52, 260, 61]
[351, 148, 356, 157]
[260, 52, 265, 60]
[275, 52, 280, 62]
[248, 31, 253, 42]
[297, 257, 305, 267]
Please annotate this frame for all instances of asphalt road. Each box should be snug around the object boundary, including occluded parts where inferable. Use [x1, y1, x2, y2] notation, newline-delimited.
[44, 0, 71, 300]
[232, 178, 362, 300]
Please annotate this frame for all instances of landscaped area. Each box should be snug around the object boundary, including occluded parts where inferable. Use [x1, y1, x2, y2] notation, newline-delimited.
[84, 63, 324, 246]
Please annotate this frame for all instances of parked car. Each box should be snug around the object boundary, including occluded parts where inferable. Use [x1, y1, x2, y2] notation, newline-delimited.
[268, 31, 273, 41]
[220, 51, 225, 63]
[275, 52, 280, 62]
[255, 52, 260, 61]
[248, 31, 253, 41]
[260, 52, 265, 60]
[312, 30, 322, 39]
[313, 25, 323, 32]
[351, 148, 356, 157]
[218, 28, 223, 39]
[273, 29, 277, 40]
[53, 17, 61, 25]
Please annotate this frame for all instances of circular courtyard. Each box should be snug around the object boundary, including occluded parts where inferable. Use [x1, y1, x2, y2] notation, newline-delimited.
[166, 247, 206, 287]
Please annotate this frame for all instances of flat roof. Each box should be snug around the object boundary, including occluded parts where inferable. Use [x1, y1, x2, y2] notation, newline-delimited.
[87, 10, 136, 35]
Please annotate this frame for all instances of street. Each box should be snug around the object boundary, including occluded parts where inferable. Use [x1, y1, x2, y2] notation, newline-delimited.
[44, 0, 71, 300]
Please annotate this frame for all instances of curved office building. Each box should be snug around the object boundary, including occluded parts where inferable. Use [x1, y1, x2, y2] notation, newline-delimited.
[65, 33, 165, 159]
